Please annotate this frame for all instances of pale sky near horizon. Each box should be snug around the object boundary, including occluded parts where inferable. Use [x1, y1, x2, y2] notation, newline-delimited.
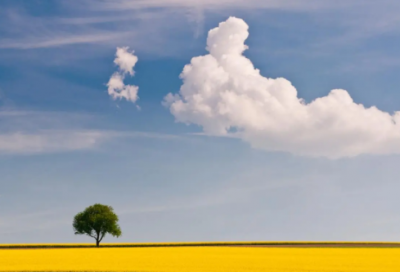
[2, 0, 400, 243]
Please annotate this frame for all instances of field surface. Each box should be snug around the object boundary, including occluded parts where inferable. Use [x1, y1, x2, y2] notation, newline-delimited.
[2, 244, 400, 272]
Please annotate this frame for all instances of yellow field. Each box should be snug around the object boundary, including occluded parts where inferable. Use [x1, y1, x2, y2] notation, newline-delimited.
[2, 246, 400, 272]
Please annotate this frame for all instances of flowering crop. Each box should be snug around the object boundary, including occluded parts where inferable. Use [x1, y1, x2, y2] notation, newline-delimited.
[1, 245, 400, 271]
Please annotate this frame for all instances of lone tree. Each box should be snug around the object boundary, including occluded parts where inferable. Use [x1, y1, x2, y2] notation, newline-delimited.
[73, 203, 122, 247]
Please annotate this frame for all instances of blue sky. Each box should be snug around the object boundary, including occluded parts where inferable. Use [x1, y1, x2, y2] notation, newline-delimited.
[2, 0, 400, 243]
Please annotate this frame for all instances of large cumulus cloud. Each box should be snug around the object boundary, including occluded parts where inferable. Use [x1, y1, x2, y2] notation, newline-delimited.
[164, 17, 400, 158]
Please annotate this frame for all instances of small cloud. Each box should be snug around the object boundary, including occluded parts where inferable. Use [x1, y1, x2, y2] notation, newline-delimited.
[107, 47, 139, 104]
[114, 46, 138, 76]
[107, 72, 139, 103]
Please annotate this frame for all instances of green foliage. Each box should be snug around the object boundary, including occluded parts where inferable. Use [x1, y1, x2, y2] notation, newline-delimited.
[73, 204, 122, 247]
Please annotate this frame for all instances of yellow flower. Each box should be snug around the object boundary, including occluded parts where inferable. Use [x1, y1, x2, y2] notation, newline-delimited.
[1, 244, 400, 271]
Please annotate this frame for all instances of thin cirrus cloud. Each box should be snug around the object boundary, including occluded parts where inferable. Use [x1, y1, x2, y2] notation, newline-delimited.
[97, 0, 355, 10]
[0, 129, 187, 155]
[0, 130, 109, 155]
[1, 0, 400, 60]
[164, 17, 400, 159]
[0, 110, 189, 155]
[0, 111, 115, 155]
[107, 47, 139, 104]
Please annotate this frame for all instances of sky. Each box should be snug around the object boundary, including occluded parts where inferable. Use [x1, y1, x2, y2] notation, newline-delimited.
[2, 0, 400, 243]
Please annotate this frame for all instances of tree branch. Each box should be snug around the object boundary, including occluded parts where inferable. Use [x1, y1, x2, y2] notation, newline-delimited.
[87, 233, 97, 239]
[99, 232, 106, 243]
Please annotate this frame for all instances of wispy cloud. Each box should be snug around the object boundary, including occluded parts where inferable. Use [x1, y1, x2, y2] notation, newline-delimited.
[0, 33, 129, 50]
[0, 130, 111, 155]
[0, 6, 133, 50]
[0, 3, 190, 54]
[95, 0, 345, 11]
[1, 0, 400, 75]
[0, 0, 399, 73]
[0, 110, 186, 155]
[0, 110, 118, 154]
[0, 129, 186, 155]
[3, 0, 399, 53]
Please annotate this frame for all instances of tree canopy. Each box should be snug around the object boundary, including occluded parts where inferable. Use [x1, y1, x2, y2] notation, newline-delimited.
[73, 203, 122, 247]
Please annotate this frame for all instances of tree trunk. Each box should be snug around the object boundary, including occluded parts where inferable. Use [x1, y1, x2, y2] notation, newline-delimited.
[95, 230, 100, 247]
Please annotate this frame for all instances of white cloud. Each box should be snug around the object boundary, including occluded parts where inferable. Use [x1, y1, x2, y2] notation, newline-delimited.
[107, 47, 139, 103]
[0, 33, 127, 50]
[164, 17, 400, 159]
[0, 130, 109, 155]
[114, 46, 138, 75]
[98, 0, 347, 11]
[0, 110, 188, 155]
[0, 129, 189, 155]
[0, 111, 116, 155]
[107, 72, 139, 102]
[3, 0, 400, 65]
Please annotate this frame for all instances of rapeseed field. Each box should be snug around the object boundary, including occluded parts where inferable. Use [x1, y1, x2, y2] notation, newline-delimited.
[2, 246, 400, 271]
